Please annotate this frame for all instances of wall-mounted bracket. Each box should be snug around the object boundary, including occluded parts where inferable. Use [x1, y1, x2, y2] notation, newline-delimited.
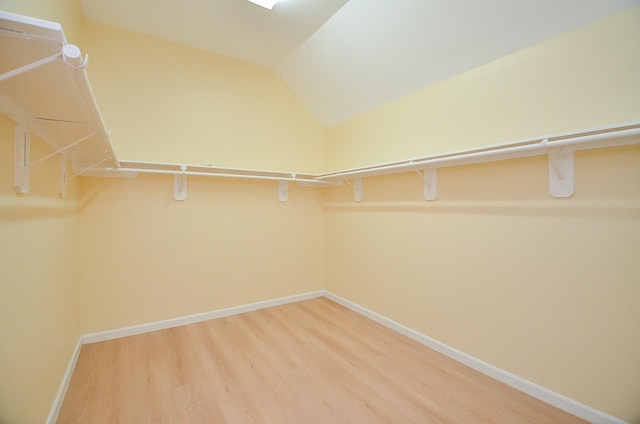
[14, 124, 30, 194]
[0, 52, 61, 84]
[415, 168, 437, 200]
[31, 130, 98, 167]
[278, 178, 294, 202]
[173, 165, 188, 201]
[68, 157, 113, 181]
[344, 177, 363, 202]
[59, 154, 68, 198]
[354, 177, 363, 202]
[547, 145, 575, 198]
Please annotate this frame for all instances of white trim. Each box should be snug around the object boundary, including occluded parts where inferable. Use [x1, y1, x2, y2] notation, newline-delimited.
[48, 291, 324, 421]
[322, 290, 627, 424]
[0, 10, 63, 33]
[49, 290, 627, 424]
[46, 338, 82, 424]
[82, 291, 324, 344]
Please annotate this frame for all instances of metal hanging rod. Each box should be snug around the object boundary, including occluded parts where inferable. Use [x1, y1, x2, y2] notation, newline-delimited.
[112, 167, 331, 185]
[315, 121, 640, 181]
[84, 162, 334, 186]
[77, 121, 640, 190]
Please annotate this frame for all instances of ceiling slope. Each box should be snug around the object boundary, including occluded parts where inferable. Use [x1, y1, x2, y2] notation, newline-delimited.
[81, 0, 349, 69]
[278, 0, 640, 126]
[81, 0, 640, 127]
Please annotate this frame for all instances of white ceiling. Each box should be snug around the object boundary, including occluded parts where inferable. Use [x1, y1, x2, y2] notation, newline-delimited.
[81, 0, 639, 127]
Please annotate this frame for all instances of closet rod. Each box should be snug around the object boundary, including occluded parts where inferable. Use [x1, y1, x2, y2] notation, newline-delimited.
[97, 167, 333, 186]
[316, 122, 640, 181]
[78, 121, 639, 187]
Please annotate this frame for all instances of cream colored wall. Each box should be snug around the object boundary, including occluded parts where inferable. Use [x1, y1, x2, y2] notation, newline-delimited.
[82, 20, 325, 173]
[2, 3, 639, 423]
[326, 7, 640, 171]
[76, 19, 327, 334]
[2, 4, 326, 421]
[0, 3, 84, 423]
[0, 114, 81, 423]
[322, 7, 640, 422]
[77, 175, 325, 334]
[324, 144, 640, 422]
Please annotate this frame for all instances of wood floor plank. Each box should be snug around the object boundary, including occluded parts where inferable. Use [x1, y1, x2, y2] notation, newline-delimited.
[57, 297, 587, 423]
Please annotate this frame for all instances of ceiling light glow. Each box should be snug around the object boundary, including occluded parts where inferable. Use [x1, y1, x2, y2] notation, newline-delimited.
[247, 0, 279, 10]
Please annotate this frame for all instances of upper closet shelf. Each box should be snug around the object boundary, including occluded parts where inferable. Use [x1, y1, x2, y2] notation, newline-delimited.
[83, 121, 640, 202]
[1, 12, 638, 202]
[315, 121, 640, 201]
[0, 11, 119, 193]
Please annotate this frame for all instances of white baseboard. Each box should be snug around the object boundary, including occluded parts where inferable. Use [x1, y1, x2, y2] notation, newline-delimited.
[49, 289, 626, 424]
[46, 338, 82, 424]
[322, 290, 627, 424]
[82, 290, 325, 344]
[47, 291, 323, 423]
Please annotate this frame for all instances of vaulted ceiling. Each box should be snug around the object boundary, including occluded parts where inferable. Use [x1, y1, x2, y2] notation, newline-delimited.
[81, 0, 640, 127]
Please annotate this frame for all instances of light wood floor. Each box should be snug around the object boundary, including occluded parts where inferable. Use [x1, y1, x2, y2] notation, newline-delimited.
[57, 297, 586, 423]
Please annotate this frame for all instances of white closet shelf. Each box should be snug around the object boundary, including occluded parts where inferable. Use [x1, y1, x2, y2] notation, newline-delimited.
[316, 121, 640, 181]
[80, 120, 640, 202]
[83, 160, 333, 186]
[79, 161, 338, 202]
[0, 11, 119, 190]
[314, 121, 640, 201]
[1, 12, 638, 201]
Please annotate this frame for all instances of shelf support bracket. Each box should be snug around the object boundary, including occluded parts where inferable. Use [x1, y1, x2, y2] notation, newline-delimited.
[173, 165, 188, 201]
[415, 168, 437, 200]
[278, 177, 295, 202]
[67, 157, 112, 181]
[60, 154, 68, 199]
[343, 177, 363, 202]
[0, 52, 61, 84]
[548, 145, 575, 198]
[31, 130, 98, 167]
[14, 124, 30, 194]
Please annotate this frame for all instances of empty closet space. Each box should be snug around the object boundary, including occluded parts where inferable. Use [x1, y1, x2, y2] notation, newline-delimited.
[1, 3, 640, 424]
[57, 298, 585, 424]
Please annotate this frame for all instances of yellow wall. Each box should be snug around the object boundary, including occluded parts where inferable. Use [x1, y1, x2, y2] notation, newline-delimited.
[1, 3, 84, 423]
[1, 4, 326, 421]
[76, 20, 328, 334]
[82, 20, 326, 173]
[2, 3, 640, 423]
[322, 8, 640, 421]
[326, 7, 640, 171]
[0, 115, 81, 424]
[77, 175, 325, 334]
[323, 144, 640, 422]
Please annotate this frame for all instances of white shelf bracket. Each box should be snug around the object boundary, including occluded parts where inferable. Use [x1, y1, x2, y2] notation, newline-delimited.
[278, 177, 295, 202]
[59, 154, 68, 198]
[342, 177, 363, 201]
[415, 168, 437, 200]
[351, 177, 363, 202]
[31, 130, 98, 167]
[67, 157, 112, 181]
[548, 145, 575, 198]
[173, 165, 188, 201]
[14, 124, 30, 194]
[0, 52, 61, 84]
